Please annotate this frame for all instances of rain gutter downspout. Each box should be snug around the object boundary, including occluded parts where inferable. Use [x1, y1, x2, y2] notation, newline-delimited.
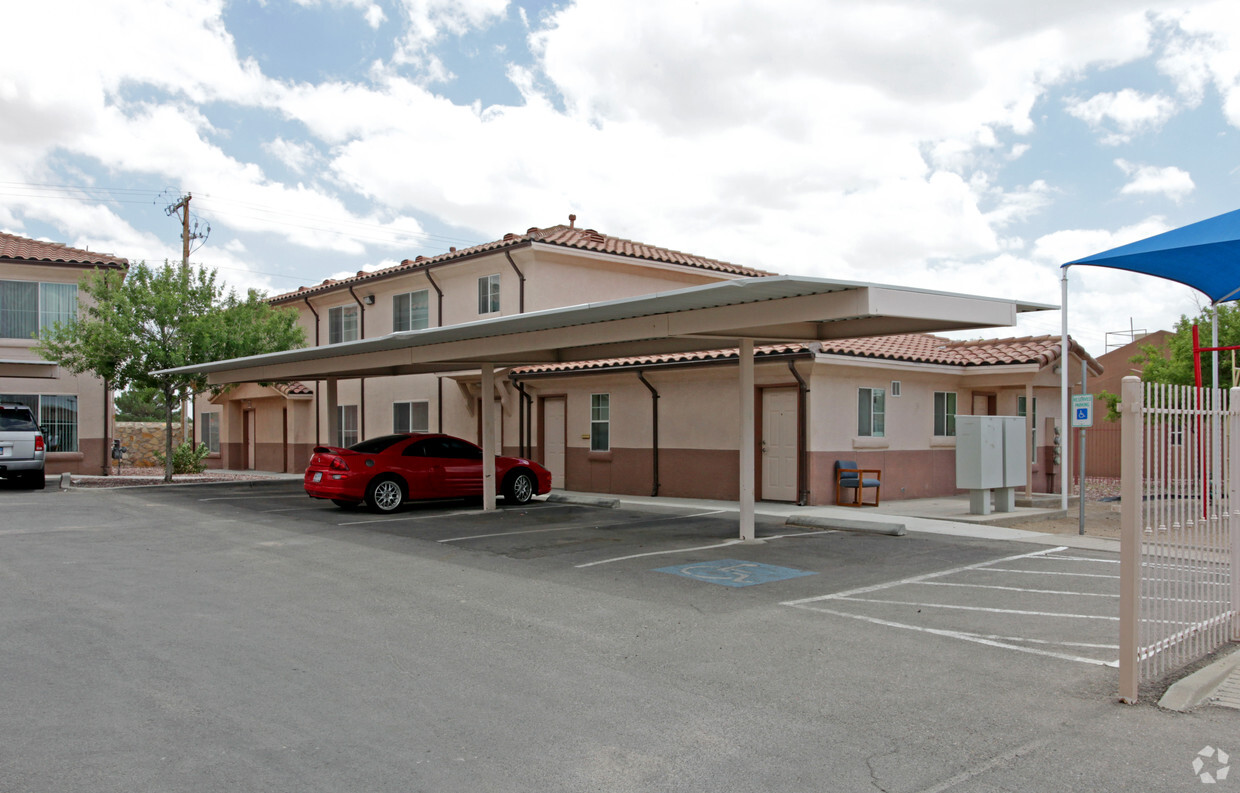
[424, 270, 446, 434]
[347, 285, 367, 434]
[425, 270, 444, 327]
[637, 371, 660, 497]
[514, 380, 530, 457]
[304, 295, 321, 445]
[504, 250, 526, 313]
[787, 359, 810, 506]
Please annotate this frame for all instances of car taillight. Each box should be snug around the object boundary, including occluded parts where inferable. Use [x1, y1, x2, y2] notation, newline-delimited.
[34, 435, 44, 452]
[329, 456, 349, 471]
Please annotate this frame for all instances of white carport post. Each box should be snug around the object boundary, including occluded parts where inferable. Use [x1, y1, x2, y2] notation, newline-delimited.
[480, 362, 497, 511]
[739, 339, 756, 541]
[1060, 269, 1069, 511]
[325, 378, 339, 447]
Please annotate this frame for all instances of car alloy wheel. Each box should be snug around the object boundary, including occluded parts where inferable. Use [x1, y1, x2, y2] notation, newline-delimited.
[505, 471, 535, 505]
[367, 477, 404, 513]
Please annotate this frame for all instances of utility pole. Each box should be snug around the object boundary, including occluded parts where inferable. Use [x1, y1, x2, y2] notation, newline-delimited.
[164, 192, 210, 441]
[165, 193, 208, 269]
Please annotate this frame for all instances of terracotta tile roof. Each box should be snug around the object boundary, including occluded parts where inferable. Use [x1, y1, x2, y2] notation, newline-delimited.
[269, 223, 773, 303]
[511, 334, 1102, 376]
[513, 343, 809, 375]
[0, 231, 128, 269]
[272, 382, 314, 396]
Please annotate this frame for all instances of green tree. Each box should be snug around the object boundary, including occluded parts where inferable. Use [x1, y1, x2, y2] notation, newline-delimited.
[37, 261, 305, 482]
[1134, 304, 1240, 388]
[115, 386, 180, 422]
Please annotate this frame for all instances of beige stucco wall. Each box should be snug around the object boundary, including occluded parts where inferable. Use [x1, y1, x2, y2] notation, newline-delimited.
[0, 261, 120, 475]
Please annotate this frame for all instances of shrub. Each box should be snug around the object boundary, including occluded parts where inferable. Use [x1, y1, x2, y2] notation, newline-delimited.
[154, 441, 210, 475]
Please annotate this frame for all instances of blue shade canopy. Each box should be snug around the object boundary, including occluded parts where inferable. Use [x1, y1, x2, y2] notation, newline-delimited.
[1062, 207, 1240, 304]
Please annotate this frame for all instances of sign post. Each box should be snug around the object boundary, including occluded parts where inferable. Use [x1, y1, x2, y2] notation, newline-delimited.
[1072, 380, 1094, 535]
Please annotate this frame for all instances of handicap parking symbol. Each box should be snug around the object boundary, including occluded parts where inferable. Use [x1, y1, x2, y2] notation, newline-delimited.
[1076, 408, 1088, 421]
[654, 559, 816, 587]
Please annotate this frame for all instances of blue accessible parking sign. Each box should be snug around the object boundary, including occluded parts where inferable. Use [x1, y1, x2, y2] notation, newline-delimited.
[1071, 394, 1094, 428]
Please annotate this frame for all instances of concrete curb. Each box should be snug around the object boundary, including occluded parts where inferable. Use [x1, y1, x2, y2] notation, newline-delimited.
[1158, 647, 1240, 712]
[546, 493, 621, 509]
[785, 515, 906, 536]
[69, 477, 297, 491]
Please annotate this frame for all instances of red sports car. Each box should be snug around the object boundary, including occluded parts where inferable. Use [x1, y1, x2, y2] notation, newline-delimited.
[304, 433, 553, 513]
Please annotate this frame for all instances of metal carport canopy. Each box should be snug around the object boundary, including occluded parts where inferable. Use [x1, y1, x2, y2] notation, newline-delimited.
[160, 275, 1053, 540]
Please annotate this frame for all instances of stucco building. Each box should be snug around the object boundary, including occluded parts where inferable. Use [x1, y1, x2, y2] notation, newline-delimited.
[197, 221, 1100, 503]
[0, 232, 128, 475]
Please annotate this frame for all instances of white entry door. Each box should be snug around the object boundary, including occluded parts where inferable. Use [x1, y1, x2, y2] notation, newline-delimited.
[543, 397, 566, 489]
[762, 388, 798, 501]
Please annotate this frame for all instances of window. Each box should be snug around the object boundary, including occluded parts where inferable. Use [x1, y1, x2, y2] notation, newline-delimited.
[590, 394, 610, 452]
[328, 304, 359, 344]
[0, 281, 77, 339]
[478, 274, 501, 314]
[933, 391, 957, 437]
[411, 436, 481, 459]
[393, 290, 429, 332]
[1017, 395, 1038, 462]
[337, 405, 359, 447]
[199, 412, 220, 453]
[857, 387, 885, 437]
[890, 380, 902, 397]
[0, 393, 77, 451]
[393, 400, 429, 434]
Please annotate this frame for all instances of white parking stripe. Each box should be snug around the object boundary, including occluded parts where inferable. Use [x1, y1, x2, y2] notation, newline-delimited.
[337, 509, 480, 526]
[791, 605, 1117, 667]
[833, 596, 1120, 620]
[443, 509, 732, 544]
[915, 581, 1118, 598]
[573, 528, 833, 567]
[575, 539, 746, 568]
[983, 567, 1118, 579]
[781, 547, 1069, 606]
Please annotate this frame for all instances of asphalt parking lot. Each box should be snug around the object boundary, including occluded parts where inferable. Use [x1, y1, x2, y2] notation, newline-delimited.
[0, 481, 1233, 792]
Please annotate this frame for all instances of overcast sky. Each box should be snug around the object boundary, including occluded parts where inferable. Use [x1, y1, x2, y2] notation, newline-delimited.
[3, 0, 1239, 353]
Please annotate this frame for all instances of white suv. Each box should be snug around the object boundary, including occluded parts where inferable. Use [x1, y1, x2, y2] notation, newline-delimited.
[0, 403, 46, 489]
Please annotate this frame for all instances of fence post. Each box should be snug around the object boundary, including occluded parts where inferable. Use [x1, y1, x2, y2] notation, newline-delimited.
[1232, 387, 1240, 641]
[1119, 376, 1142, 703]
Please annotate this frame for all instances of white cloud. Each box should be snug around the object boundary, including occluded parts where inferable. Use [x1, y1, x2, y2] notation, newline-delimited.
[263, 137, 321, 174]
[1158, 2, 1240, 125]
[1065, 89, 1178, 144]
[389, 0, 510, 81]
[2, 0, 1236, 343]
[1115, 160, 1196, 202]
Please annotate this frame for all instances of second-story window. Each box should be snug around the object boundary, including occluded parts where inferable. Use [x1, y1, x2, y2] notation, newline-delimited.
[393, 289, 429, 332]
[478, 274, 501, 315]
[328, 304, 359, 344]
[0, 281, 77, 339]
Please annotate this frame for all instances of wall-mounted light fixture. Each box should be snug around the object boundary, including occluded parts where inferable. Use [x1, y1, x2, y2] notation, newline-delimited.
[362, 294, 375, 305]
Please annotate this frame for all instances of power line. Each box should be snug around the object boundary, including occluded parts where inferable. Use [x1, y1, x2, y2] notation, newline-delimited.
[0, 180, 487, 251]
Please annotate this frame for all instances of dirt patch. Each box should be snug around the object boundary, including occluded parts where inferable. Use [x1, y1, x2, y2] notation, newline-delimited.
[1006, 499, 1122, 540]
[1005, 478, 1122, 540]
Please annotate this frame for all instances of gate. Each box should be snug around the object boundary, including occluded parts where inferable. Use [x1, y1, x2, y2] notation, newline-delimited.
[1118, 377, 1240, 702]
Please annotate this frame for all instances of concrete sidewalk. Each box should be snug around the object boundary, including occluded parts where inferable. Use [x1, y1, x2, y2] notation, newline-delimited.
[551, 489, 1120, 553]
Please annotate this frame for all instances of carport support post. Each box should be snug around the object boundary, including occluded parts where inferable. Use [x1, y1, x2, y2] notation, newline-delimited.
[325, 378, 339, 447]
[481, 362, 497, 511]
[739, 339, 755, 541]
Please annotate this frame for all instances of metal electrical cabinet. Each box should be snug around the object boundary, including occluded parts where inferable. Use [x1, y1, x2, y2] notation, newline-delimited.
[955, 415, 1027, 514]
